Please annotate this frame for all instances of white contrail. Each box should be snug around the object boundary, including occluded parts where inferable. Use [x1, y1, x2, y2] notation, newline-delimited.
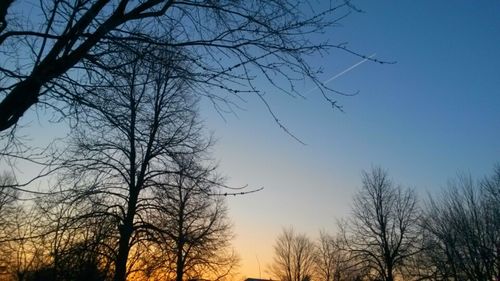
[306, 53, 376, 94]
[324, 53, 376, 83]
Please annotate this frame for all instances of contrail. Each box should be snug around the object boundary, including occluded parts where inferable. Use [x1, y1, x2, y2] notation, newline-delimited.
[306, 53, 376, 94]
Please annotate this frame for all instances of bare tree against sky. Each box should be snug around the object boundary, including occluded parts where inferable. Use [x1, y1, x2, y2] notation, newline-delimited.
[57, 43, 235, 281]
[269, 227, 316, 281]
[0, 171, 17, 226]
[315, 231, 337, 281]
[0, 0, 385, 137]
[314, 231, 363, 281]
[342, 167, 420, 281]
[151, 159, 238, 281]
[0, 172, 23, 279]
[420, 166, 500, 281]
[31, 192, 116, 281]
[0, 205, 50, 281]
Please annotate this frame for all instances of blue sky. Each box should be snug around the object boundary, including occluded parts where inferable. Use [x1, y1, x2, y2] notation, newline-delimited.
[200, 1, 500, 277]
[2, 0, 499, 279]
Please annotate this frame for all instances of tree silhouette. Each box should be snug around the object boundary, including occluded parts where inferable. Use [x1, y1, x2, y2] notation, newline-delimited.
[151, 162, 239, 281]
[127, 160, 238, 281]
[56, 43, 235, 281]
[0, 0, 380, 136]
[420, 166, 500, 280]
[342, 167, 420, 281]
[0, 172, 17, 229]
[269, 227, 316, 281]
[314, 231, 365, 281]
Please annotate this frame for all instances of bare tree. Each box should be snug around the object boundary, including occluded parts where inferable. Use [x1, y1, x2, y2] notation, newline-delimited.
[269, 227, 316, 281]
[123, 158, 239, 281]
[0, 172, 21, 279]
[56, 43, 235, 281]
[0, 172, 17, 228]
[420, 166, 500, 281]
[0, 199, 113, 281]
[481, 165, 500, 281]
[315, 231, 337, 281]
[315, 231, 364, 281]
[0, 0, 383, 135]
[150, 159, 239, 281]
[0, 204, 51, 281]
[342, 167, 420, 281]
[28, 192, 116, 281]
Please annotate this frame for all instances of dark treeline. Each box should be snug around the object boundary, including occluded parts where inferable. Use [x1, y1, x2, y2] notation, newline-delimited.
[269, 165, 500, 281]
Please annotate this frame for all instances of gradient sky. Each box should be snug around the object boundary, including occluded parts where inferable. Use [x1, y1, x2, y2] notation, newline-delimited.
[3, 0, 500, 279]
[199, 1, 500, 278]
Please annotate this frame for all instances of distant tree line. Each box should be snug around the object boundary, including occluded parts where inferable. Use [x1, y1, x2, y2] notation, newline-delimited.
[269, 165, 500, 281]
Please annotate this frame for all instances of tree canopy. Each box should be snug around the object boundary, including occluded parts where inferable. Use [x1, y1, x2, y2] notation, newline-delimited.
[0, 0, 373, 136]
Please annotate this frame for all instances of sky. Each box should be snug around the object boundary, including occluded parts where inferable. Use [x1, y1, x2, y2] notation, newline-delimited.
[199, 1, 500, 278]
[2, 0, 499, 279]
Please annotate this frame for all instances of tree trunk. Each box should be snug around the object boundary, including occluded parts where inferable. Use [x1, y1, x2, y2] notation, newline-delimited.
[113, 187, 139, 281]
[113, 218, 134, 281]
[386, 264, 394, 281]
[176, 248, 184, 281]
